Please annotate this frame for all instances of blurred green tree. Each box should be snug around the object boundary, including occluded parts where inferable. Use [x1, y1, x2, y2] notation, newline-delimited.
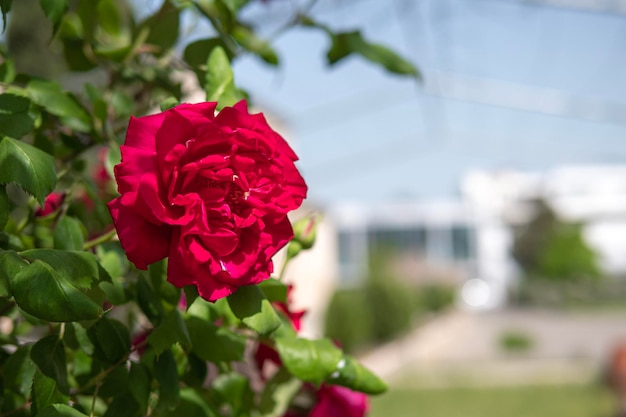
[512, 199, 602, 281]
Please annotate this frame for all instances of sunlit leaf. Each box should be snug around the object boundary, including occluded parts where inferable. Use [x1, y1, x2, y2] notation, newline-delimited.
[232, 25, 278, 65]
[205, 46, 243, 109]
[10, 260, 102, 322]
[185, 316, 246, 362]
[27, 79, 92, 132]
[275, 337, 342, 384]
[227, 285, 281, 335]
[328, 354, 387, 394]
[21, 249, 112, 289]
[0, 136, 55, 206]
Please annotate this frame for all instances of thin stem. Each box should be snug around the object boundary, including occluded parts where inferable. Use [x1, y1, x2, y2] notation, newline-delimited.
[83, 228, 117, 250]
[90, 381, 101, 417]
[278, 256, 291, 281]
[267, 0, 321, 41]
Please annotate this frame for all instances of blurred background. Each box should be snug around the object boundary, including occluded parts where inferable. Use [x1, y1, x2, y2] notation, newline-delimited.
[242, 1, 626, 416]
[8, 0, 626, 415]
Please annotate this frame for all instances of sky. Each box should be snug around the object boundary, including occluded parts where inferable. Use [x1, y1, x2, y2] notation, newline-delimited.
[135, 0, 626, 206]
[225, 0, 626, 206]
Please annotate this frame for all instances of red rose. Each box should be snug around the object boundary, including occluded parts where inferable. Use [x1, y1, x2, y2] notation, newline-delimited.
[108, 101, 307, 301]
[309, 385, 369, 417]
[36, 192, 65, 217]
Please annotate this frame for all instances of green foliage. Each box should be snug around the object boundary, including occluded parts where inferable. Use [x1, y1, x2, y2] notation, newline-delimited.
[0, 136, 56, 205]
[498, 330, 534, 353]
[512, 199, 602, 281]
[275, 337, 343, 384]
[325, 278, 416, 353]
[416, 284, 456, 313]
[0, 0, 416, 414]
[324, 289, 372, 353]
[227, 284, 281, 335]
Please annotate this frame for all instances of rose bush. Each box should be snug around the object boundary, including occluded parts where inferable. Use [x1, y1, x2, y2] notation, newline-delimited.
[108, 100, 307, 301]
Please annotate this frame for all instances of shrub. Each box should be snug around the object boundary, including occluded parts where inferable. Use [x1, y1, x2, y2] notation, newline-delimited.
[325, 278, 415, 353]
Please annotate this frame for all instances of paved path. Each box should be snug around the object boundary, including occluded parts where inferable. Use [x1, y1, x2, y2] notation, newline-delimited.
[358, 308, 626, 387]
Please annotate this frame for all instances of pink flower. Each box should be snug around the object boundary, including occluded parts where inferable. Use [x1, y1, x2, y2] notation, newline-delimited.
[108, 101, 307, 301]
[36, 192, 65, 217]
[309, 385, 369, 417]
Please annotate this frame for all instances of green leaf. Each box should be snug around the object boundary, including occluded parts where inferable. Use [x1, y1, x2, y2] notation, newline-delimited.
[258, 278, 287, 303]
[154, 349, 180, 409]
[182, 353, 207, 388]
[0, 185, 9, 231]
[182, 285, 199, 311]
[40, 0, 69, 37]
[2, 344, 36, 395]
[63, 322, 94, 355]
[137, 274, 164, 324]
[27, 79, 92, 132]
[10, 260, 102, 322]
[61, 39, 97, 72]
[98, 365, 129, 398]
[147, 309, 192, 356]
[218, 0, 249, 14]
[21, 249, 112, 289]
[212, 373, 253, 416]
[172, 388, 217, 417]
[138, 0, 180, 54]
[53, 216, 85, 250]
[103, 393, 141, 417]
[275, 337, 342, 384]
[185, 316, 246, 362]
[160, 97, 179, 111]
[31, 371, 69, 415]
[232, 25, 278, 65]
[87, 317, 130, 364]
[227, 285, 281, 335]
[205, 46, 243, 109]
[327, 31, 419, 78]
[0, 0, 11, 33]
[0, 250, 25, 298]
[31, 335, 69, 394]
[97, 242, 129, 305]
[39, 404, 89, 417]
[0, 136, 56, 205]
[97, 0, 123, 36]
[260, 367, 302, 417]
[0, 94, 35, 139]
[129, 362, 151, 414]
[327, 355, 387, 395]
[183, 38, 231, 68]
[0, 56, 15, 83]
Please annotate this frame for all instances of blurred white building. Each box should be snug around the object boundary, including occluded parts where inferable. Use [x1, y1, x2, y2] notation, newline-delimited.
[326, 164, 626, 311]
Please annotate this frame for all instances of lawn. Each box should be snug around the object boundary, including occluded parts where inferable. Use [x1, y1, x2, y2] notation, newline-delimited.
[370, 384, 617, 417]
